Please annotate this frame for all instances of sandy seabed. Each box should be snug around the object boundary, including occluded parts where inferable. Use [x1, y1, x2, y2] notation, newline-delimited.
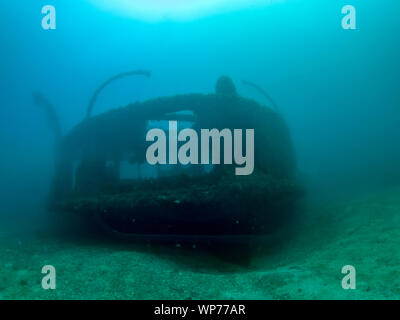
[0, 187, 399, 300]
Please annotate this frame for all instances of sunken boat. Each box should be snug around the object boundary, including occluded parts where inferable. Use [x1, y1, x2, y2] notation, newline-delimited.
[45, 74, 303, 244]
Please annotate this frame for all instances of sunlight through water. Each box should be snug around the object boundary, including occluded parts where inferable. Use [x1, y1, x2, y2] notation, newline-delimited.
[88, 0, 281, 21]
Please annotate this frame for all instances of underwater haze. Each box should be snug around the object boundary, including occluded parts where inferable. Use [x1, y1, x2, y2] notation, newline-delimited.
[0, 0, 400, 300]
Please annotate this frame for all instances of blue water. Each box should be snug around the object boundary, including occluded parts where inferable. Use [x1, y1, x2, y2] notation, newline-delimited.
[0, 0, 399, 299]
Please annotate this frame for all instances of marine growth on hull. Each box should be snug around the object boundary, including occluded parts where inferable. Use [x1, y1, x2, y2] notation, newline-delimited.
[47, 75, 303, 241]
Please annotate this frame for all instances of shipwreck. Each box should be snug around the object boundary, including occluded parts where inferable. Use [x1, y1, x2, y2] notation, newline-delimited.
[38, 72, 303, 244]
